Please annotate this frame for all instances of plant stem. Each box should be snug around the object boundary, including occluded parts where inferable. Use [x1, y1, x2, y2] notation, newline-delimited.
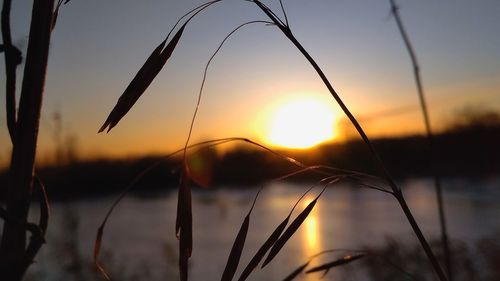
[2, 0, 20, 142]
[389, 1, 452, 280]
[253, 1, 448, 280]
[0, 0, 55, 279]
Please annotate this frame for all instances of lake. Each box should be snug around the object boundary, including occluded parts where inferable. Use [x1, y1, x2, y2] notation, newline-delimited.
[22, 178, 500, 280]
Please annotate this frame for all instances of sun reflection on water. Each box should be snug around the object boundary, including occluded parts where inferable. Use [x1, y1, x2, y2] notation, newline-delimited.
[305, 217, 318, 250]
[301, 196, 322, 281]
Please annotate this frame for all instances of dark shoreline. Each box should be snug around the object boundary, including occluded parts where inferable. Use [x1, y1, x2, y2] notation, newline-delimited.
[1, 125, 499, 201]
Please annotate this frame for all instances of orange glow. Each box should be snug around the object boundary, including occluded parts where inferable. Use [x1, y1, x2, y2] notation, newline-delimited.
[301, 196, 322, 281]
[302, 196, 321, 252]
[266, 97, 339, 149]
[304, 216, 319, 249]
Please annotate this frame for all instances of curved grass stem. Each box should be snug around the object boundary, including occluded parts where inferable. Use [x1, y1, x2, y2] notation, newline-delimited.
[253, 1, 448, 280]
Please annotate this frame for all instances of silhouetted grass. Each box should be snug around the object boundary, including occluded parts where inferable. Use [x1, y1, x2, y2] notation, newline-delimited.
[220, 189, 259, 281]
[90, 1, 500, 280]
[236, 184, 315, 281]
[262, 184, 328, 268]
[92, 137, 336, 280]
[279, 249, 367, 280]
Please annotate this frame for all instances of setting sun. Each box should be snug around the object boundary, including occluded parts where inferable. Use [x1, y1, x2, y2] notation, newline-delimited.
[267, 97, 338, 149]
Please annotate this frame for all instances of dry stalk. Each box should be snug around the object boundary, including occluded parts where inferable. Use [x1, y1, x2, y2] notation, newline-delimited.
[0, 0, 55, 279]
[389, 1, 452, 280]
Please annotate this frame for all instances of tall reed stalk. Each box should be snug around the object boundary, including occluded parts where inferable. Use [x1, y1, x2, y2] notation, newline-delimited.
[0, 0, 55, 280]
[389, 1, 452, 280]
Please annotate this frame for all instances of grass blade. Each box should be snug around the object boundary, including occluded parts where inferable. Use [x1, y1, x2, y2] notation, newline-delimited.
[220, 189, 260, 281]
[220, 216, 249, 281]
[282, 261, 310, 281]
[262, 187, 326, 268]
[305, 254, 365, 275]
[237, 216, 289, 281]
[238, 185, 315, 280]
[98, 23, 186, 133]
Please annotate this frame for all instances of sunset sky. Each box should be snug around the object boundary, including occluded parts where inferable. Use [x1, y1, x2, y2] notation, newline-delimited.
[1, 0, 499, 165]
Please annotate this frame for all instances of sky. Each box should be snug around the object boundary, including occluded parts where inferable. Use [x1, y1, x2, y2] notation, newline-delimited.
[1, 0, 499, 165]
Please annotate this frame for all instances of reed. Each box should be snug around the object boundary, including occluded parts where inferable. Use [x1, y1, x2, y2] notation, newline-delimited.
[0, 1, 56, 280]
[388, 1, 452, 279]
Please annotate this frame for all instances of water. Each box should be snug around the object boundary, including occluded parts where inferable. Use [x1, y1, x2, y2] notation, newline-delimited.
[24, 178, 500, 280]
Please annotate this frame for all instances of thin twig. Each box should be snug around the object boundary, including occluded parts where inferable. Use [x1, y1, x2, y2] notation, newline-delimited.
[258, 1, 288, 29]
[167, 0, 222, 43]
[354, 180, 393, 194]
[278, 0, 289, 27]
[389, 1, 452, 280]
[51, 0, 64, 30]
[182, 20, 272, 165]
[309, 249, 366, 260]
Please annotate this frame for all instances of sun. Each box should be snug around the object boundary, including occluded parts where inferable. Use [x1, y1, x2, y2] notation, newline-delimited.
[267, 97, 338, 149]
